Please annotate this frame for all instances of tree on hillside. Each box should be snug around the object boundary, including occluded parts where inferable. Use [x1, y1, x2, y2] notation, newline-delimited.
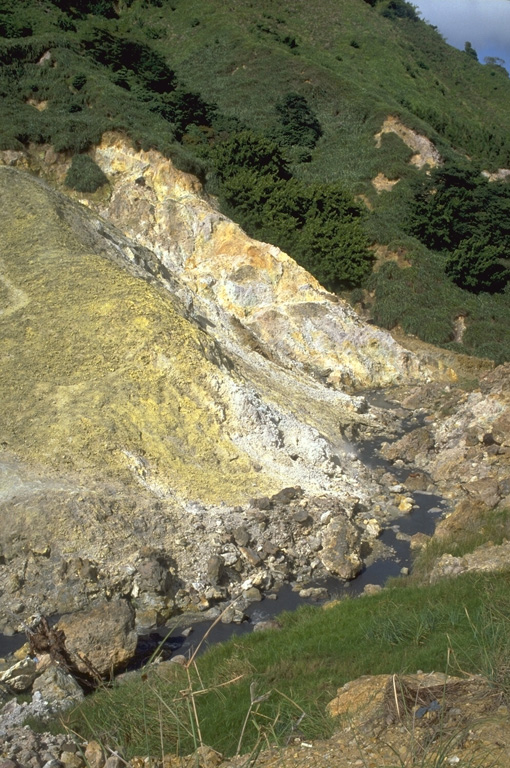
[464, 41, 478, 61]
[408, 161, 510, 292]
[274, 92, 322, 150]
[211, 131, 291, 184]
[49, 0, 117, 18]
[380, 0, 419, 21]
[446, 238, 509, 293]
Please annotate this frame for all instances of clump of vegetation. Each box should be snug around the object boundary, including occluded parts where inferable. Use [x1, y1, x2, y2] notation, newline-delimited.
[380, 0, 420, 21]
[369, 254, 510, 363]
[273, 91, 322, 150]
[204, 130, 373, 290]
[64, 153, 108, 193]
[407, 161, 510, 293]
[446, 238, 510, 294]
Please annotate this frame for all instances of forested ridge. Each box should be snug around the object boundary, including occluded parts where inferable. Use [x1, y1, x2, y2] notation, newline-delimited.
[2, 0, 510, 361]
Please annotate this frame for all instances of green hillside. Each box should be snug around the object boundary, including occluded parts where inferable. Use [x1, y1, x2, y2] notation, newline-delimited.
[2, 0, 510, 361]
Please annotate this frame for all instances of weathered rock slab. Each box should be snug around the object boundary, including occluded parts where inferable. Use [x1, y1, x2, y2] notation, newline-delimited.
[57, 598, 137, 676]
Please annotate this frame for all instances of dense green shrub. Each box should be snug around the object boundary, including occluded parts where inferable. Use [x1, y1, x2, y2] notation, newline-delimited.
[0, 12, 33, 38]
[408, 161, 510, 293]
[380, 0, 419, 21]
[464, 41, 478, 61]
[446, 238, 510, 293]
[49, 0, 117, 19]
[65, 154, 108, 192]
[72, 72, 87, 90]
[209, 132, 372, 290]
[153, 87, 217, 138]
[80, 26, 176, 93]
[296, 214, 373, 289]
[211, 131, 291, 184]
[274, 92, 322, 149]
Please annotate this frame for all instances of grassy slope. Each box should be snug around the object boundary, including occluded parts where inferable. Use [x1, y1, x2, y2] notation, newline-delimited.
[146, 0, 510, 171]
[3, 0, 510, 361]
[64, 571, 510, 758]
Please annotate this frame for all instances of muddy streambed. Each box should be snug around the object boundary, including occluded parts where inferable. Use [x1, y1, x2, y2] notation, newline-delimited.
[146, 491, 446, 661]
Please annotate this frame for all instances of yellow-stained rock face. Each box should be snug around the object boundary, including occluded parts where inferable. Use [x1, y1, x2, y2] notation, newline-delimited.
[0, 143, 433, 631]
[0, 165, 410, 629]
[86, 133, 425, 392]
[0, 167, 271, 505]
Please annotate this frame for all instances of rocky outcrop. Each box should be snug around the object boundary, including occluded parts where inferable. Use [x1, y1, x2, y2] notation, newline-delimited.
[380, 368, 510, 509]
[0, 158, 427, 631]
[6, 136, 505, 636]
[90, 133, 424, 392]
[374, 116, 442, 169]
[430, 542, 510, 582]
[56, 599, 138, 677]
[482, 168, 510, 182]
[2, 135, 425, 394]
[326, 671, 509, 766]
[0, 722, 85, 765]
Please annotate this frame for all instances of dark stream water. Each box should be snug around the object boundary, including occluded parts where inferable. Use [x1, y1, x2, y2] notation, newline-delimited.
[0, 395, 449, 663]
[147, 492, 446, 662]
[141, 397, 449, 662]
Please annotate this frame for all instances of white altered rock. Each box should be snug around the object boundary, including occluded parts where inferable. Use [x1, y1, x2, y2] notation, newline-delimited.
[364, 518, 381, 538]
[0, 658, 37, 692]
[32, 664, 84, 707]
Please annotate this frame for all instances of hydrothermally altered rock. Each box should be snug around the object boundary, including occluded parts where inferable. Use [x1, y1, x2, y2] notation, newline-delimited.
[0, 159, 426, 632]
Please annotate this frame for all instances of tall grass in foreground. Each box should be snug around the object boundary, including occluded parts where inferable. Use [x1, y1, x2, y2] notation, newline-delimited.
[62, 571, 510, 759]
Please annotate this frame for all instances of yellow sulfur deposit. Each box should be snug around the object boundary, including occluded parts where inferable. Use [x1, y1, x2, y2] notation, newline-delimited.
[0, 168, 272, 504]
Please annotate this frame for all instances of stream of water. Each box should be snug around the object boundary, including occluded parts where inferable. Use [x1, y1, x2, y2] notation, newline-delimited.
[147, 492, 447, 662]
[142, 398, 449, 661]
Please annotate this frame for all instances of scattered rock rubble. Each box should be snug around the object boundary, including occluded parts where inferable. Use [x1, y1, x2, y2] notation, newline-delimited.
[0, 472, 421, 636]
[380, 367, 510, 510]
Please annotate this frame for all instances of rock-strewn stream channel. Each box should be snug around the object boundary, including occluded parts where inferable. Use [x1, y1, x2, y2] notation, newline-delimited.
[0, 392, 448, 667]
[147, 394, 449, 659]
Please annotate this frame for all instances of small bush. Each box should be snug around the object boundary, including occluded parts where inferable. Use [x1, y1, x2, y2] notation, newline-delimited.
[381, 0, 419, 21]
[445, 238, 510, 294]
[274, 92, 322, 149]
[72, 72, 87, 90]
[64, 153, 108, 192]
